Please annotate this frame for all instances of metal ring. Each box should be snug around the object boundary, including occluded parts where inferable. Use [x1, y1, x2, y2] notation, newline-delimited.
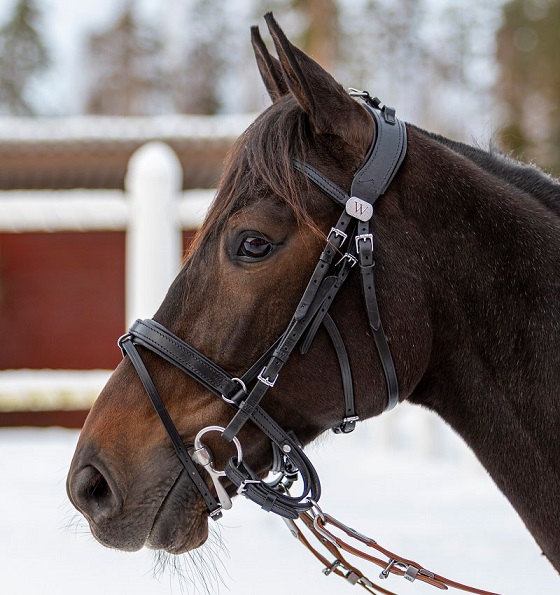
[193, 425, 243, 476]
[221, 377, 247, 405]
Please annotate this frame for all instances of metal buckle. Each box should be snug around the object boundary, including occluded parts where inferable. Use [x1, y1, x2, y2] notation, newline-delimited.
[322, 560, 359, 585]
[257, 367, 278, 387]
[348, 88, 383, 110]
[236, 478, 260, 495]
[209, 507, 223, 520]
[355, 233, 374, 252]
[380, 559, 410, 580]
[328, 227, 348, 244]
[323, 559, 341, 576]
[335, 253, 358, 268]
[379, 559, 396, 579]
[348, 87, 370, 98]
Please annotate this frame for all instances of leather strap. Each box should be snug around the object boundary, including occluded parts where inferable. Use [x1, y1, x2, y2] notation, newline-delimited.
[222, 211, 352, 442]
[292, 511, 502, 595]
[119, 336, 223, 518]
[291, 98, 406, 414]
[323, 314, 357, 433]
[356, 219, 399, 411]
[122, 321, 322, 520]
[293, 160, 349, 207]
[127, 319, 239, 399]
[351, 103, 407, 205]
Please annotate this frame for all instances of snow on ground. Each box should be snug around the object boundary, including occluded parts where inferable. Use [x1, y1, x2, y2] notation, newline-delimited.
[0, 416, 557, 595]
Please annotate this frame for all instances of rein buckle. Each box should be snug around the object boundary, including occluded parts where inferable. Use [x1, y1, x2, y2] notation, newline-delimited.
[323, 559, 341, 576]
[236, 478, 260, 495]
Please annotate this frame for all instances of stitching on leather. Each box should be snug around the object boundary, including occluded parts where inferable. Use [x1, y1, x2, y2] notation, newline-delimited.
[356, 109, 384, 187]
[297, 162, 348, 204]
[135, 324, 231, 392]
[356, 115, 405, 195]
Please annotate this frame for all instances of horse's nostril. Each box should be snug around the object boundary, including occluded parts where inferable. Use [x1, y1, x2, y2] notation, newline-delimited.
[88, 470, 109, 501]
[68, 464, 122, 522]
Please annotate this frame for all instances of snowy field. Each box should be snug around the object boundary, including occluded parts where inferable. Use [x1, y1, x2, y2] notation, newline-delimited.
[1, 409, 558, 595]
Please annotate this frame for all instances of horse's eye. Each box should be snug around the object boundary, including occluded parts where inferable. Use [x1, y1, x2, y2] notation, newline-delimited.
[238, 236, 273, 259]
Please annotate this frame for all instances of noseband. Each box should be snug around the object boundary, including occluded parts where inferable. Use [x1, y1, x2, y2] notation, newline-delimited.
[118, 91, 407, 520]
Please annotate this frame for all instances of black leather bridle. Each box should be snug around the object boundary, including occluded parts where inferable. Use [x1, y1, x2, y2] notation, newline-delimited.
[118, 91, 407, 521]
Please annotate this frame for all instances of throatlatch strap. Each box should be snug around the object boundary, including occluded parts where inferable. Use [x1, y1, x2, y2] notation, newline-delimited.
[356, 219, 399, 411]
[322, 314, 357, 433]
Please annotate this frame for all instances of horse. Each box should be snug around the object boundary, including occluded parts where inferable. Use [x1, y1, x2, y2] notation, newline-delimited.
[67, 12, 560, 590]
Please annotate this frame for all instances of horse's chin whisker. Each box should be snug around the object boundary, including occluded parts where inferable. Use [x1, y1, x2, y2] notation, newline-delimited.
[150, 525, 229, 595]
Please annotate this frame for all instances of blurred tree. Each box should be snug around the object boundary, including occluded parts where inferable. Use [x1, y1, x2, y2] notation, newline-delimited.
[497, 0, 560, 174]
[0, 0, 49, 116]
[173, 0, 227, 115]
[84, 0, 167, 115]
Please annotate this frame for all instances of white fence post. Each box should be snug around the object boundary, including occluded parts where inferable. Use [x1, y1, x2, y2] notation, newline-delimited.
[125, 142, 183, 328]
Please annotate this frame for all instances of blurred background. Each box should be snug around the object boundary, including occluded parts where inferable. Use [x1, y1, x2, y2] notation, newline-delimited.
[0, 0, 559, 593]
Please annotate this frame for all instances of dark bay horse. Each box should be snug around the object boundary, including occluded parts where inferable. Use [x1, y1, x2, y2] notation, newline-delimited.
[67, 13, 560, 584]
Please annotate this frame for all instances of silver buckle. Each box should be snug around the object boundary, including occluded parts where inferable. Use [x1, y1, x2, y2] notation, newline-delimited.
[380, 559, 410, 580]
[335, 253, 358, 268]
[258, 368, 278, 387]
[328, 227, 348, 244]
[236, 478, 260, 495]
[323, 559, 341, 576]
[355, 233, 374, 252]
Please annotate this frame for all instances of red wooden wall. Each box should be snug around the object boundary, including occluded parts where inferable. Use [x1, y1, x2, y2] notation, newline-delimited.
[0, 232, 125, 370]
[0, 231, 195, 371]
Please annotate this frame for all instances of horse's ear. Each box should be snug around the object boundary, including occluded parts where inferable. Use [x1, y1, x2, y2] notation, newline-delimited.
[251, 25, 289, 102]
[263, 12, 371, 145]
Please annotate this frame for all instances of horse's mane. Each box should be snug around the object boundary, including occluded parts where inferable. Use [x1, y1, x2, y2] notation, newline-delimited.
[421, 127, 560, 217]
[189, 97, 317, 259]
[188, 104, 560, 263]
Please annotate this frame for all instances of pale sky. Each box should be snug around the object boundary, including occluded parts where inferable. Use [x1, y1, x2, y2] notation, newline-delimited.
[0, 0, 505, 142]
[0, 0, 196, 115]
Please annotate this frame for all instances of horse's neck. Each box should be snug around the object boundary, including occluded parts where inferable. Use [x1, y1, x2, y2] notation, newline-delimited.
[403, 132, 560, 569]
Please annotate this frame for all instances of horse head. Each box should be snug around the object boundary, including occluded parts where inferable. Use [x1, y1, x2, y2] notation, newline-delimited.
[66, 14, 432, 556]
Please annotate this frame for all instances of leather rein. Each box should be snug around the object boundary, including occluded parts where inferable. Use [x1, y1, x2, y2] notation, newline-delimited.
[117, 92, 500, 595]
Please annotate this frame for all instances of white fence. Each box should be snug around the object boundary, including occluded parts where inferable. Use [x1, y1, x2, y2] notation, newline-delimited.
[0, 141, 213, 411]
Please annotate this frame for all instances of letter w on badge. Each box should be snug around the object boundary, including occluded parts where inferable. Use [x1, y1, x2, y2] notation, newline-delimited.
[346, 197, 373, 221]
